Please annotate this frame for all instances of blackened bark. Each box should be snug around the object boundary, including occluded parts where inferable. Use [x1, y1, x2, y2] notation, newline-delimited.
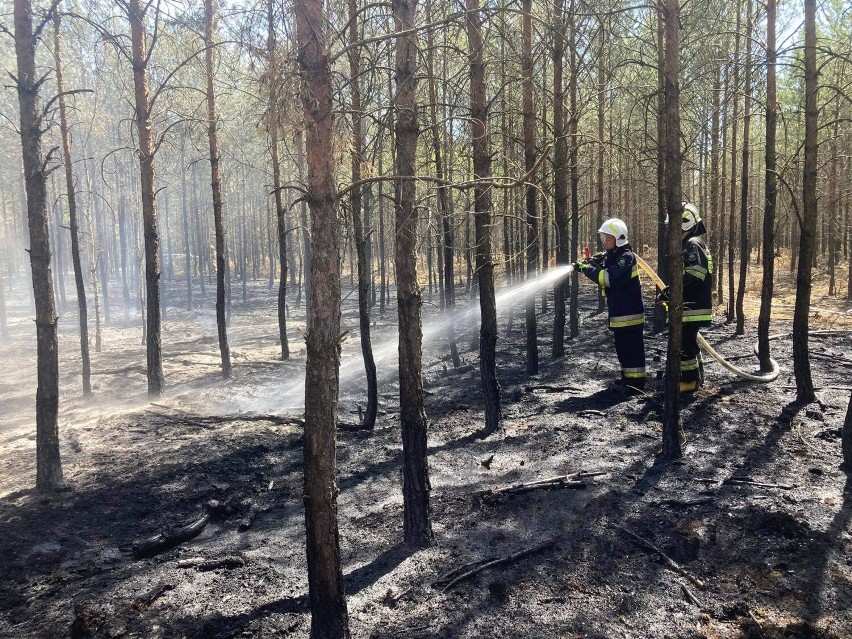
[54, 12, 91, 398]
[735, 1, 753, 336]
[129, 0, 164, 396]
[727, 6, 741, 323]
[661, 0, 684, 459]
[568, 3, 581, 336]
[15, 0, 65, 491]
[757, 0, 777, 372]
[793, 0, 818, 404]
[348, 0, 377, 429]
[296, 130, 312, 327]
[425, 0, 459, 367]
[467, 0, 501, 434]
[294, 0, 350, 636]
[267, 0, 289, 360]
[394, 0, 432, 547]
[653, 0, 668, 333]
[521, 0, 538, 373]
[843, 391, 852, 472]
[552, 0, 568, 355]
[205, 0, 231, 379]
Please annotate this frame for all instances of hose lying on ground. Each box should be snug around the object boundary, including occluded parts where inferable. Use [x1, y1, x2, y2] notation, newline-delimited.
[635, 255, 780, 383]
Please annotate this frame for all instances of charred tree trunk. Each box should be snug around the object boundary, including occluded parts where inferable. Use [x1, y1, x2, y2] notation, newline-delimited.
[54, 12, 91, 398]
[467, 0, 501, 434]
[296, 130, 312, 327]
[552, 0, 568, 354]
[661, 0, 684, 459]
[348, 0, 377, 429]
[727, 6, 741, 323]
[426, 0, 459, 367]
[267, 0, 289, 359]
[653, 0, 668, 332]
[757, 0, 777, 372]
[205, 0, 231, 379]
[568, 2, 581, 337]
[129, 0, 164, 396]
[394, 0, 432, 548]
[15, 0, 65, 491]
[735, 1, 753, 336]
[294, 0, 350, 636]
[521, 0, 538, 373]
[843, 391, 852, 472]
[793, 0, 818, 404]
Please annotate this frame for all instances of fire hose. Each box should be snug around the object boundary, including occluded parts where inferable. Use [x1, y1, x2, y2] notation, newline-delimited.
[634, 255, 781, 383]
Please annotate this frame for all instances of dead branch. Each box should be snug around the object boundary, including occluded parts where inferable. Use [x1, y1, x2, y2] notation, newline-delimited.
[475, 470, 606, 501]
[132, 513, 210, 559]
[723, 477, 795, 490]
[679, 581, 703, 607]
[176, 555, 245, 571]
[612, 524, 705, 590]
[523, 384, 582, 393]
[433, 538, 558, 591]
[239, 503, 259, 532]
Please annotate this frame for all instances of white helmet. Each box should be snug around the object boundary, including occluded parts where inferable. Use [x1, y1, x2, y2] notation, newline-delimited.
[598, 218, 629, 247]
[681, 203, 701, 231]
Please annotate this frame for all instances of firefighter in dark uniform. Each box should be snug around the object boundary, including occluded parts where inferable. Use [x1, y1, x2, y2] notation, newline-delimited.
[576, 218, 647, 390]
[660, 203, 713, 393]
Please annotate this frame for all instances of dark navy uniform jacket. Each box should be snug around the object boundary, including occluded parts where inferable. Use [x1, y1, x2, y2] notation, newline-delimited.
[582, 244, 645, 332]
[682, 234, 713, 327]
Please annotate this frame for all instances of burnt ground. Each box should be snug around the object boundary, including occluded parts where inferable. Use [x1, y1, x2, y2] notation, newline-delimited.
[0, 273, 851, 639]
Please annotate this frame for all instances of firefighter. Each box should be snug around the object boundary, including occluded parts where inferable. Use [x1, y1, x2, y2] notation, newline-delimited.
[576, 218, 647, 391]
[659, 203, 714, 393]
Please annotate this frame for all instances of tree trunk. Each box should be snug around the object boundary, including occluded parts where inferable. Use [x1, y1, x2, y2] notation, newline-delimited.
[653, 0, 668, 332]
[843, 390, 852, 472]
[793, 0, 818, 404]
[294, 1, 350, 636]
[267, 0, 289, 360]
[394, 0, 432, 548]
[661, 0, 684, 459]
[180, 131, 193, 311]
[727, 6, 741, 323]
[296, 130, 312, 328]
[757, 0, 777, 371]
[425, 0, 459, 367]
[467, 0, 501, 434]
[735, 0, 753, 336]
[205, 0, 232, 379]
[568, 2, 581, 337]
[521, 0, 538, 373]
[15, 0, 65, 491]
[552, 0, 568, 355]
[348, 0, 377, 429]
[129, 0, 164, 396]
[54, 12, 92, 398]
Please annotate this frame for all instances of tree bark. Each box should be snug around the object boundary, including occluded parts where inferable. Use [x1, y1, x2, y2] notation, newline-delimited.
[757, 0, 777, 371]
[348, 0, 377, 428]
[552, 0, 568, 354]
[735, 0, 753, 336]
[467, 0, 501, 434]
[267, 0, 289, 360]
[205, 0, 231, 378]
[843, 390, 852, 472]
[793, 0, 818, 404]
[521, 0, 538, 373]
[392, 0, 432, 547]
[727, 6, 741, 323]
[568, 1, 581, 336]
[294, 0, 350, 636]
[128, 0, 164, 396]
[653, 0, 668, 333]
[54, 12, 91, 398]
[15, 0, 65, 491]
[661, 0, 684, 459]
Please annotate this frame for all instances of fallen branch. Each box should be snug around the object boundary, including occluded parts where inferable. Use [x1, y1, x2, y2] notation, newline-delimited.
[239, 503, 259, 532]
[612, 524, 705, 590]
[132, 513, 210, 560]
[131, 582, 174, 610]
[433, 538, 558, 591]
[577, 409, 606, 417]
[679, 581, 703, 607]
[176, 555, 245, 571]
[475, 470, 606, 501]
[723, 477, 795, 490]
[655, 497, 714, 508]
[524, 384, 581, 393]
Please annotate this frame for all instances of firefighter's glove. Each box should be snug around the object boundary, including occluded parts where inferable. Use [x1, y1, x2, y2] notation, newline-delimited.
[589, 252, 605, 268]
[573, 260, 589, 272]
[657, 286, 670, 303]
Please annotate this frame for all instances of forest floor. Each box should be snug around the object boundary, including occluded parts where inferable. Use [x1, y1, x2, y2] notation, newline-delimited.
[0, 264, 851, 639]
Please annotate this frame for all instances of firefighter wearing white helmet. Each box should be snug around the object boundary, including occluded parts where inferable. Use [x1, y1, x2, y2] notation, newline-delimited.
[575, 218, 646, 391]
[659, 202, 713, 393]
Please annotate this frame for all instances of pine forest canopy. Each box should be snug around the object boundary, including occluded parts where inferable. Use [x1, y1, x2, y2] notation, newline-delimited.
[0, 0, 849, 299]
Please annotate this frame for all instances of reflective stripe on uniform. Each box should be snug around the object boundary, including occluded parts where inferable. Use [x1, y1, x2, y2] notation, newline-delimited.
[599, 269, 609, 287]
[683, 308, 712, 323]
[622, 367, 647, 379]
[685, 266, 707, 281]
[681, 358, 699, 371]
[610, 313, 644, 328]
